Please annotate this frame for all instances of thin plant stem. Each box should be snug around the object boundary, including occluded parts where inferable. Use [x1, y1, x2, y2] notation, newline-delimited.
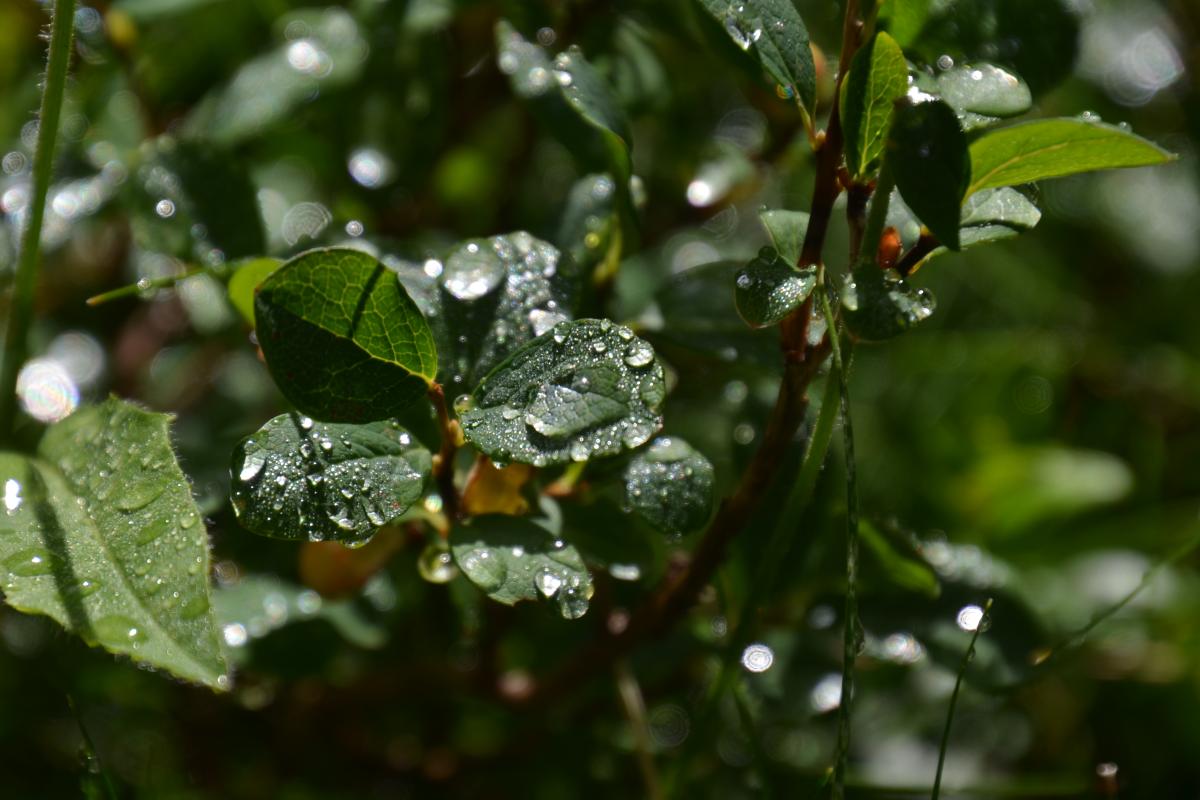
[859, 160, 896, 268]
[85, 265, 209, 306]
[428, 383, 462, 522]
[0, 0, 78, 441]
[932, 598, 994, 800]
[67, 694, 118, 800]
[614, 660, 662, 800]
[732, 681, 773, 798]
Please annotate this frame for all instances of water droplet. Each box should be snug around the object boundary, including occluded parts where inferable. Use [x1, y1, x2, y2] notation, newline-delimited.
[115, 480, 164, 512]
[4, 547, 58, 576]
[623, 342, 654, 368]
[454, 394, 476, 415]
[3, 479, 21, 514]
[741, 642, 774, 672]
[443, 240, 505, 301]
[535, 567, 563, 597]
[136, 516, 172, 545]
[222, 622, 249, 647]
[95, 615, 148, 646]
[460, 547, 506, 592]
[418, 543, 457, 584]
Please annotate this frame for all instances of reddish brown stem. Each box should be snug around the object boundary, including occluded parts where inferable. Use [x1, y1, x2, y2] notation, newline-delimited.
[428, 383, 461, 522]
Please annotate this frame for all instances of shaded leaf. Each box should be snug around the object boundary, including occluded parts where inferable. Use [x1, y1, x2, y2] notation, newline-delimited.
[967, 118, 1175, 196]
[459, 319, 665, 467]
[560, 499, 664, 582]
[758, 208, 809, 265]
[0, 399, 226, 688]
[230, 414, 429, 545]
[433, 232, 576, 390]
[556, 173, 619, 274]
[842, 267, 936, 342]
[696, 0, 816, 113]
[255, 247, 437, 423]
[450, 514, 593, 619]
[890, 98, 971, 249]
[623, 436, 715, 535]
[840, 31, 909, 178]
[226, 257, 282, 325]
[734, 247, 817, 328]
[860, 520, 940, 598]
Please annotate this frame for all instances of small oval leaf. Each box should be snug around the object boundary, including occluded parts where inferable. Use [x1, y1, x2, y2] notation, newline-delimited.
[255, 247, 438, 423]
[935, 62, 1031, 130]
[230, 414, 430, 545]
[840, 31, 909, 178]
[890, 98, 971, 250]
[734, 248, 817, 328]
[623, 436, 715, 535]
[459, 319, 666, 467]
[842, 267, 937, 342]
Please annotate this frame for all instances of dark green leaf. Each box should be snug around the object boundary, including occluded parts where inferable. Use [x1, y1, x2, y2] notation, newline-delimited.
[758, 209, 809, 265]
[450, 514, 593, 619]
[433, 232, 576, 390]
[840, 32, 909, 178]
[0, 398, 226, 688]
[255, 247, 437, 423]
[967, 118, 1175, 196]
[556, 174, 619, 274]
[878, 0, 933, 47]
[890, 99, 971, 250]
[226, 257, 282, 325]
[458, 319, 665, 467]
[623, 436, 715, 535]
[935, 62, 1031, 131]
[230, 413, 430, 545]
[860, 520, 940, 598]
[696, 0, 816, 113]
[734, 247, 817, 328]
[559, 499, 663, 582]
[842, 267, 936, 342]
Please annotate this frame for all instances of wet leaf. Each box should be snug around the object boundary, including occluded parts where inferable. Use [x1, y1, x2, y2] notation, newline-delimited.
[557, 173, 619, 274]
[226, 257, 282, 325]
[758, 209, 809, 265]
[450, 514, 594, 619]
[0, 398, 226, 688]
[230, 414, 430, 545]
[458, 319, 666, 467]
[560, 499, 664, 582]
[958, 186, 1041, 248]
[432, 231, 576, 390]
[842, 267, 937, 342]
[840, 32, 909, 179]
[734, 247, 817, 328]
[890, 98, 971, 250]
[623, 436, 715, 535]
[967, 118, 1175, 197]
[934, 62, 1031, 131]
[696, 0, 816, 113]
[255, 247, 437, 423]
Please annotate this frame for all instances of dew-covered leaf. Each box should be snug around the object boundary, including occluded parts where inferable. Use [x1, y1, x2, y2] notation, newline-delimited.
[432, 232, 576, 391]
[184, 8, 368, 144]
[226, 257, 282, 325]
[967, 118, 1175, 197]
[552, 45, 633, 182]
[934, 62, 1031, 131]
[958, 187, 1041, 248]
[450, 514, 593, 619]
[696, 0, 816, 113]
[458, 319, 665, 467]
[758, 209, 809, 265]
[840, 31, 909, 179]
[623, 436, 715, 535]
[890, 98, 971, 250]
[0, 398, 226, 688]
[557, 173, 619, 274]
[255, 247, 437, 423]
[842, 267, 937, 342]
[230, 413, 430, 546]
[213, 574, 386, 658]
[734, 247, 817, 328]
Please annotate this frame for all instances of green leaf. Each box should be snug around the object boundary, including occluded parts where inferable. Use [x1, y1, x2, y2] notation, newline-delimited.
[183, 8, 368, 144]
[934, 63, 1031, 131]
[840, 32, 909, 178]
[696, 0, 816, 113]
[958, 186, 1041, 248]
[230, 413, 430, 545]
[226, 257, 282, 325]
[559, 499, 664, 582]
[758, 208, 809, 265]
[890, 99, 971, 250]
[213, 574, 386, 657]
[433, 232, 576, 390]
[878, 0, 933, 47]
[623, 436, 715, 535]
[552, 45, 633, 181]
[734, 247, 817, 328]
[458, 319, 666, 467]
[450, 514, 593, 619]
[860, 521, 940, 598]
[967, 118, 1175, 197]
[255, 247, 437, 423]
[0, 398, 226, 688]
[557, 173, 619, 274]
[842, 267, 937, 342]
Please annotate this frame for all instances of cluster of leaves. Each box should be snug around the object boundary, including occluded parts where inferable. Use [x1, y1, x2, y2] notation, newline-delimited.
[0, 0, 1191, 795]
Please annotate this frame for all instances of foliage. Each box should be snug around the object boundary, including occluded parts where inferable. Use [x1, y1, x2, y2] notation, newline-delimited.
[0, 0, 1195, 797]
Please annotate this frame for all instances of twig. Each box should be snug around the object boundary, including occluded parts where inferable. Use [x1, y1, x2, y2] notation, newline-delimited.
[0, 0, 77, 441]
[932, 598, 994, 800]
[615, 660, 662, 800]
[85, 265, 209, 306]
[428, 384, 462, 522]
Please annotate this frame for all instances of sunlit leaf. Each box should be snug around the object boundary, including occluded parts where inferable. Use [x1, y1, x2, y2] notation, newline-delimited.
[734, 247, 817, 328]
[0, 399, 226, 688]
[758, 209, 809, 265]
[934, 62, 1031, 131]
[226, 257, 282, 325]
[255, 247, 437, 423]
[840, 31, 909, 178]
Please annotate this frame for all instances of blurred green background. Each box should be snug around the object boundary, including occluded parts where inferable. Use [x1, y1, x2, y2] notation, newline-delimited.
[1, 0, 1198, 797]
